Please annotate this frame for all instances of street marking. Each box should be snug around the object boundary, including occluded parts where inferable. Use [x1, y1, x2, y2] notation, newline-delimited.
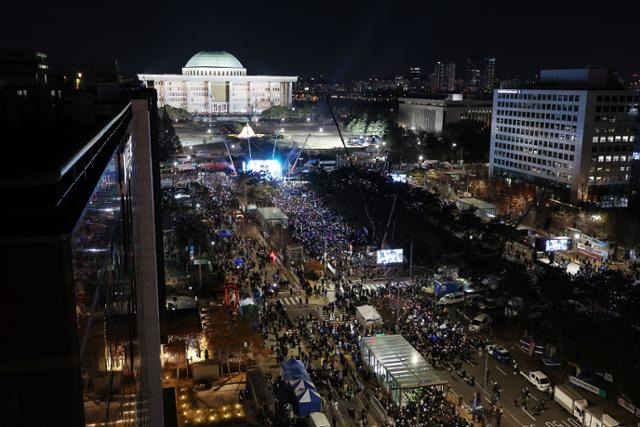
[508, 411, 527, 427]
[496, 366, 508, 376]
[522, 407, 536, 421]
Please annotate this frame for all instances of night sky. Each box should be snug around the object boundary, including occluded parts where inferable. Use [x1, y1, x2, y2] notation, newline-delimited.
[3, 0, 638, 81]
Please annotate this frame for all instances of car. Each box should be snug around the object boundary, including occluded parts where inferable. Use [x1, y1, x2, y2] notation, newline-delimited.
[438, 291, 465, 305]
[463, 289, 484, 303]
[485, 344, 512, 363]
[478, 296, 506, 311]
[521, 370, 552, 392]
[469, 313, 493, 331]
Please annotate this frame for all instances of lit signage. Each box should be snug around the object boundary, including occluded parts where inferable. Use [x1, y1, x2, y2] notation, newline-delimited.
[243, 159, 282, 178]
[376, 249, 403, 264]
[497, 89, 520, 94]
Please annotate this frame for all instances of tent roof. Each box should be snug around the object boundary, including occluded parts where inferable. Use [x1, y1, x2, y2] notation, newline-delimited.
[257, 207, 288, 222]
[237, 123, 256, 139]
[356, 305, 382, 321]
[362, 335, 446, 389]
[296, 388, 322, 402]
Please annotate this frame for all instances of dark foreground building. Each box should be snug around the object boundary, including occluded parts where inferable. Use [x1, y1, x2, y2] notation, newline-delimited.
[0, 99, 165, 425]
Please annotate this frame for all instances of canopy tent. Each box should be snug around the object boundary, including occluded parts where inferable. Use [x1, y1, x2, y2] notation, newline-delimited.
[289, 378, 316, 394]
[281, 359, 310, 382]
[256, 207, 289, 228]
[361, 334, 447, 405]
[237, 123, 257, 139]
[355, 305, 382, 328]
[295, 388, 322, 417]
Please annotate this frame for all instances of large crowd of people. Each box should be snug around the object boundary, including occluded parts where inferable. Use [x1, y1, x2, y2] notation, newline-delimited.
[270, 184, 366, 259]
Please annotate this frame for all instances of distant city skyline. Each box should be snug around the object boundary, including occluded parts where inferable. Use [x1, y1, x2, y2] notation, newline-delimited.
[2, 0, 638, 81]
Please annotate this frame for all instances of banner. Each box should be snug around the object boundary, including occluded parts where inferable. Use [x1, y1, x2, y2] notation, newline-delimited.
[569, 375, 606, 398]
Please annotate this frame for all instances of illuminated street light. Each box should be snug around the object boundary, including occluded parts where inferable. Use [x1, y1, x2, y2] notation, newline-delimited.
[319, 127, 323, 132]
[231, 144, 235, 149]
[173, 161, 178, 166]
[281, 117, 285, 122]
[306, 117, 311, 122]
[418, 155, 424, 161]
[207, 129, 211, 134]
[280, 128, 285, 133]
[452, 143, 457, 148]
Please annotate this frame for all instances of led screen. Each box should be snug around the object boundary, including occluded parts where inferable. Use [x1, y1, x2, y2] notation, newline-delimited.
[545, 239, 570, 252]
[376, 249, 403, 264]
[243, 159, 282, 178]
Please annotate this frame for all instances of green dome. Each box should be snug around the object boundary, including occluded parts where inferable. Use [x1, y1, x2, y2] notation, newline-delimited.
[184, 51, 243, 69]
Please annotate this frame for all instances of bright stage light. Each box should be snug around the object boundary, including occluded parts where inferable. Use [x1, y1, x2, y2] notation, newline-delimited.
[243, 159, 282, 179]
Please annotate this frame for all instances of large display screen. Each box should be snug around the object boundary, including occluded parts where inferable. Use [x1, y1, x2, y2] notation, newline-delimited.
[389, 173, 407, 183]
[243, 159, 282, 178]
[545, 239, 570, 252]
[376, 249, 403, 264]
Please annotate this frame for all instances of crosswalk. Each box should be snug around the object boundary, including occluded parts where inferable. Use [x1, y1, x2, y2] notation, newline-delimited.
[278, 296, 304, 307]
[319, 307, 346, 321]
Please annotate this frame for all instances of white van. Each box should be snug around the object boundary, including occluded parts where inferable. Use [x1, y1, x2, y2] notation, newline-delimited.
[469, 313, 493, 331]
[438, 292, 465, 305]
[307, 412, 331, 427]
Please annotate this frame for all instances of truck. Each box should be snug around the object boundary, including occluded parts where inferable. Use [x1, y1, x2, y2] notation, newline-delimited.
[553, 384, 588, 423]
[307, 412, 331, 427]
[520, 370, 552, 392]
[582, 407, 620, 427]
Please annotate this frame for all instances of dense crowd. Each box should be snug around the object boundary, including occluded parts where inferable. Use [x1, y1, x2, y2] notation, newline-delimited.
[271, 184, 366, 258]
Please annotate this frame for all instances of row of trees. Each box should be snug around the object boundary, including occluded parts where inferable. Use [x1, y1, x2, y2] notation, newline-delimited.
[261, 104, 314, 120]
[346, 117, 389, 137]
[158, 107, 183, 161]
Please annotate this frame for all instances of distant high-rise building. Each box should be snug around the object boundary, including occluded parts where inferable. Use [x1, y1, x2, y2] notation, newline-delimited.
[432, 61, 456, 93]
[409, 67, 421, 77]
[481, 57, 496, 92]
[465, 58, 481, 93]
[489, 68, 639, 206]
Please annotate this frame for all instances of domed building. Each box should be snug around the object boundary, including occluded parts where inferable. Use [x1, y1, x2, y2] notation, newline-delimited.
[138, 51, 297, 115]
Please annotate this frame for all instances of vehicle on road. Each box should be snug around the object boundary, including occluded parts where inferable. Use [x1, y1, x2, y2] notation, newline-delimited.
[307, 412, 331, 427]
[438, 291, 464, 305]
[485, 344, 512, 363]
[478, 296, 506, 311]
[521, 370, 552, 392]
[463, 288, 484, 303]
[469, 313, 493, 331]
[553, 384, 588, 423]
[583, 407, 620, 427]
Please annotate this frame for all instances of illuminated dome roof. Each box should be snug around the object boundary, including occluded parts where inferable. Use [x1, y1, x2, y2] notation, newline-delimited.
[184, 51, 244, 69]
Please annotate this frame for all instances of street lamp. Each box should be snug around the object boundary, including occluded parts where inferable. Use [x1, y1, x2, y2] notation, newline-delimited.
[452, 143, 457, 148]
[418, 155, 424, 161]
[306, 117, 311, 122]
[319, 127, 323, 132]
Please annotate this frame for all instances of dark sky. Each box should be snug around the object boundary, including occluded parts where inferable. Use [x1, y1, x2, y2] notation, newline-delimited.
[3, 0, 638, 81]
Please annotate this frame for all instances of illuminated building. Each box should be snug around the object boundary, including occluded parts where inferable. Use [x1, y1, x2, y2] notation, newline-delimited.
[398, 94, 492, 132]
[432, 61, 456, 93]
[489, 68, 639, 205]
[0, 97, 165, 425]
[138, 50, 297, 115]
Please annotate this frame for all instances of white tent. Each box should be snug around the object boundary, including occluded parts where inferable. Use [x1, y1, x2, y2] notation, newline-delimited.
[356, 305, 382, 328]
[237, 123, 256, 139]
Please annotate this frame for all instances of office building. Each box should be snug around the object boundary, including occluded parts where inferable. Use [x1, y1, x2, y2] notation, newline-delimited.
[398, 93, 493, 133]
[481, 57, 496, 92]
[432, 61, 456, 93]
[138, 50, 297, 115]
[464, 58, 481, 93]
[0, 98, 165, 425]
[489, 68, 639, 205]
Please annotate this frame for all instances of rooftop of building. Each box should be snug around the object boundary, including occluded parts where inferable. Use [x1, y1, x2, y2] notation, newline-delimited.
[508, 68, 627, 91]
[183, 51, 244, 69]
